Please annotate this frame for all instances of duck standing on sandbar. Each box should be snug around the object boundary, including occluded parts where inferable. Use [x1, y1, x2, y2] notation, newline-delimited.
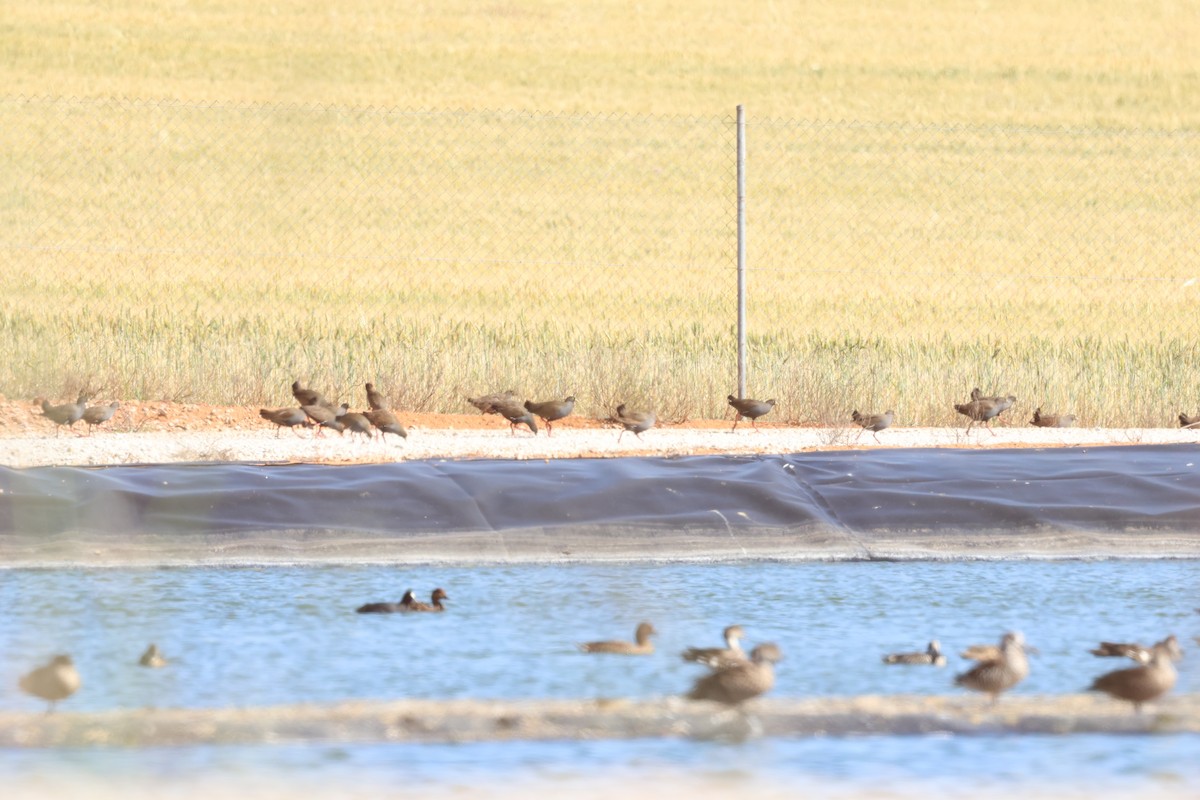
[954, 631, 1030, 704]
[686, 643, 783, 705]
[19, 654, 81, 712]
[1088, 639, 1178, 712]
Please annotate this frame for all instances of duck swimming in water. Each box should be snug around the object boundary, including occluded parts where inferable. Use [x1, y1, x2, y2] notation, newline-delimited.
[579, 622, 657, 654]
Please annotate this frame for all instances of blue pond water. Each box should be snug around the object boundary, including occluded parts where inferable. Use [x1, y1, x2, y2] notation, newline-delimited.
[3, 449, 1199, 797]
[1, 561, 1196, 710]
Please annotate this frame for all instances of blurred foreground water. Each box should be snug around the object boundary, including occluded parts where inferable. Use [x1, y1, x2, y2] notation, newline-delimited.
[2, 561, 1196, 709]
[3, 559, 1199, 797]
[4, 733, 1199, 799]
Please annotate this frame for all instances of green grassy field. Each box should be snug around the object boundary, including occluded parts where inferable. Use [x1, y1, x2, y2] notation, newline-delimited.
[2, 1, 1199, 425]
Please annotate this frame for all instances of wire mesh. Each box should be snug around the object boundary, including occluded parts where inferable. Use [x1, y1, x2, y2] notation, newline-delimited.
[2, 96, 1197, 424]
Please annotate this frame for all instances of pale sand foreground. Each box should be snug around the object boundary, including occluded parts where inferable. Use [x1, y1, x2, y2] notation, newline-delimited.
[4, 694, 1199, 748]
[2, 425, 1197, 468]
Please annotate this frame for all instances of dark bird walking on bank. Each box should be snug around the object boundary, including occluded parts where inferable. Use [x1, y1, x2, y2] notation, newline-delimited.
[365, 383, 389, 411]
[1180, 413, 1200, 430]
[614, 404, 656, 442]
[954, 388, 1016, 435]
[259, 407, 310, 437]
[38, 393, 88, 436]
[339, 412, 374, 442]
[524, 396, 576, 436]
[852, 410, 893, 443]
[467, 391, 520, 415]
[301, 403, 349, 436]
[364, 408, 408, 441]
[291, 380, 330, 408]
[727, 395, 775, 431]
[484, 397, 537, 435]
[82, 401, 120, 434]
[1030, 407, 1076, 428]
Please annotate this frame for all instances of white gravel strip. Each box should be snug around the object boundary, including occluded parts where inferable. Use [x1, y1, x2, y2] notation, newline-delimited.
[1, 426, 1197, 468]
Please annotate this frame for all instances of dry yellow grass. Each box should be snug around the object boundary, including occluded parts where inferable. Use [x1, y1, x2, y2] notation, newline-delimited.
[2, 2, 1199, 424]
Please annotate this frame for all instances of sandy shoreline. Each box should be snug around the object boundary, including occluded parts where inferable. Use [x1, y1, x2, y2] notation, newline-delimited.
[4, 694, 1198, 747]
[2, 422, 1198, 468]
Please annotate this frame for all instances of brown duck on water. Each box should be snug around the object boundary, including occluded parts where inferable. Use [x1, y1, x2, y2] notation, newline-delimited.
[1088, 639, 1178, 712]
[686, 643, 783, 705]
[852, 410, 894, 443]
[954, 631, 1030, 704]
[883, 640, 946, 666]
[138, 644, 168, 668]
[579, 622, 657, 655]
[407, 588, 449, 612]
[19, 654, 81, 713]
[682, 625, 747, 670]
[1090, 634, 1183, 664]
[727, 395, 775, 431]
[523, 396, 576, 436]
[960, 642, 1001, 661]
[356, 589, 418, 614]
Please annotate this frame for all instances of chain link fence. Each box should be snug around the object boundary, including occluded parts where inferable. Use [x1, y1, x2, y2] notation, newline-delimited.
[2, 95, 1197, 424]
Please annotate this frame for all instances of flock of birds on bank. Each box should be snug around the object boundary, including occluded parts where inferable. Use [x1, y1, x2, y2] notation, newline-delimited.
[19, 592, 1189, 715]
[33, 383, 1200, 442]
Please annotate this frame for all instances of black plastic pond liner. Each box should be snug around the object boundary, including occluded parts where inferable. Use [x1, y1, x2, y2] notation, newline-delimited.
[2, 445, 1199, 561]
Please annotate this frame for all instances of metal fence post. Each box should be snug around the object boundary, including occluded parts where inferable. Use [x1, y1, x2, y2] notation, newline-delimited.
[736, 105, 747, 398]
